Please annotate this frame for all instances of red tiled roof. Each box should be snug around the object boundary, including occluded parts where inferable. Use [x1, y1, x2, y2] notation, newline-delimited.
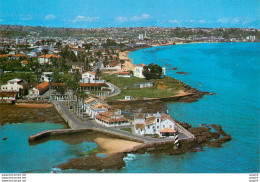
[137, 63, 146, 67]
[51, 83, 66, 87]
[134, 113, 146, 119]
[21, 60, 28, 64]
[79, 83, 109, 87]
[11, 54, 26, 57]
[0, 92, 18, 97]
[159, 128, 176, 133]
[0, 54, 10, 58]
[161, 114, 175, 122]
[135, 124, 145, 130]
[38, 54, 59, 59]
[87, 71, 97, 76]
[96, 111, 128, 123]
[35, 82, 49, 91]
[145, 116, 155, 125]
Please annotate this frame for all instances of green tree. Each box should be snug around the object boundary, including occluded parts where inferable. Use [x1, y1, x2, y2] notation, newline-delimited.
[142, 63, 162, 79]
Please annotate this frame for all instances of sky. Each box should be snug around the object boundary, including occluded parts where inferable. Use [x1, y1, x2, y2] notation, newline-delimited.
[0, 0, 259, 28]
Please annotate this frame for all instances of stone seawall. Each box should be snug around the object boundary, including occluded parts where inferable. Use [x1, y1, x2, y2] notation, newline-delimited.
[28, 128, 145, 143]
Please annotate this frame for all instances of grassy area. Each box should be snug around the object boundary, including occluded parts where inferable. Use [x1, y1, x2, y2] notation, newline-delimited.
[120, 127, 132, 133]
[101, 73, 146, 88]
[102, 73, 185, 101]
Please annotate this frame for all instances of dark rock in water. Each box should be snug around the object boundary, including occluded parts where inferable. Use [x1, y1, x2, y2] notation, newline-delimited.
[191, 147, 205, 152]
[176, 72, 189, 75]
[56, 153, 126, 171]
[3, 137, 7, 140]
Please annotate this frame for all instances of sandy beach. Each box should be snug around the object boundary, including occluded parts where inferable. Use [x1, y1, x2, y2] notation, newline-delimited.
[119, 51, 135, 71]
[94, 136, 142, 154]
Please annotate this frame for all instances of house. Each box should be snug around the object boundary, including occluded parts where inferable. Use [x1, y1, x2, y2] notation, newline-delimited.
[118, 71, 132, 78]
[81, 71, 104, 83]
[29, 82, 49, 96]
[67, 62, 85, 74]
[83, 97, 110, 118]
[0, 92, 18, 103]
[133, 63, 146, 78]
[79, 83, 109, 92]
[95, 109, 130, 127]
[102, 61, 121, 70]
[38, 54, 59, 64]
[40, 72, 53, 82]
[82, 71, 97, 83]
[134, 112, 178, 137]
[0, 78, 28, 97]
[131, 81, 154, 89]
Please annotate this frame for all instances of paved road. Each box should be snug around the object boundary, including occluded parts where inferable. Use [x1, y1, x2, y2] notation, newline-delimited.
[53, 101, 190, 143]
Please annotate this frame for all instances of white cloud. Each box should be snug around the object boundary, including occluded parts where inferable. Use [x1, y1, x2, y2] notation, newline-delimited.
[130, 14, 150, 21]
[20, 15, 32, 21]
[217, 18, 229, 24]
[198, 20, 206, 24]
[115, 16, 128, 23]
[45, 14, 56, 20]
[242, 20, 253, 25]
[231, 18, 240, 24]
[189, 20, 195, 23]
[73, 16, 100, 23]
[169, 19, 180, 24]
[115, 14, 151, 23]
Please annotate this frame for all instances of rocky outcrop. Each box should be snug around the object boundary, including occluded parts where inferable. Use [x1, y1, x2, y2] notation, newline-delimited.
[188, 124, 232, 147]
[56, 153, 126, 171]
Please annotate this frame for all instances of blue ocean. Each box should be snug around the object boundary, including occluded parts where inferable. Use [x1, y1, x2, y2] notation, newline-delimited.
[128, 42, 260, 173]
[0, 43, 259, 173]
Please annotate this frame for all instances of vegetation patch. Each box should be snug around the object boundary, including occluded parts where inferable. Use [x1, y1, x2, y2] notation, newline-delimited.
[102, 74, 185, 101]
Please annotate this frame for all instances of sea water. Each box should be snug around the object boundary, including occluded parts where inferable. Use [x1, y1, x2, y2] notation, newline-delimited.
[126, 42, 260, 173]
[0, 123, 98, 173]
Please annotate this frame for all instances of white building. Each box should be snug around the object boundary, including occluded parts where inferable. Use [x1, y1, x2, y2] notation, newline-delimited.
[95, 109, 130, 127]
[118, 71, 132, 78]
[81, 71, 104, 83]
[38, 54, 59, 64]
[134, 112, 177, 137]
[41, 72, 53, 82]
[133, 63, 146, 78]
[83, 97, 110, 118]
[0, 78, 27, 97]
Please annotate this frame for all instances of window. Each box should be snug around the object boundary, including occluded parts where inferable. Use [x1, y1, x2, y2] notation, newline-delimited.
[170, 125, 172, 128]
[147, 126, 150, 129]
[157, 119, 159, 123]
[157, 126, 159, 129]
[153, 126, 155, 129]
[163, 125, 165, 128]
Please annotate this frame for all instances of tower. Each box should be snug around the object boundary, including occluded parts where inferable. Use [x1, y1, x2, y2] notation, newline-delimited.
[155, 112, 162, 133]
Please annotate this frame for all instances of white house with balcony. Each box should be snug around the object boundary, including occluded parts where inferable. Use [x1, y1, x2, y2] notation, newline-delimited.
[0, 78, 27, 97]
[134, 112, 178, 137]
[81, 71, 104, 83]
